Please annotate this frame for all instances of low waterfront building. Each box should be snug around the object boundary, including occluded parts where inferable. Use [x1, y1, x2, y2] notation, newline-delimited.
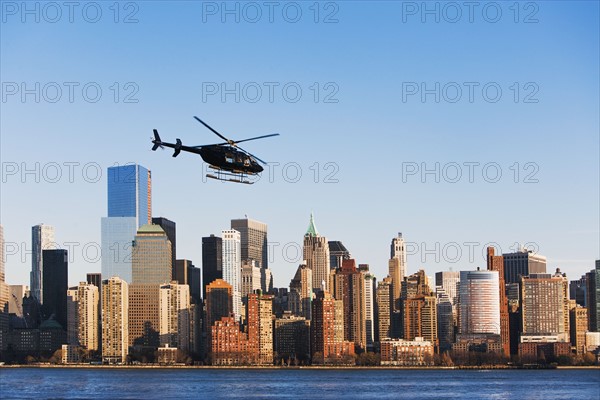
[380, 337, 434, 366]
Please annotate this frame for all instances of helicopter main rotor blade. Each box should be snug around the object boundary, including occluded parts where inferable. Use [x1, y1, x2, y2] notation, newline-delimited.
[190, 142, 228, 148]
[233, 133, 280, 145]
[193, 116, 232, 143]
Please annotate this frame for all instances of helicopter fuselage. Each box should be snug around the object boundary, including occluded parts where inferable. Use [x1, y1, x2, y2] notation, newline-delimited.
[199, 145, 263, 174]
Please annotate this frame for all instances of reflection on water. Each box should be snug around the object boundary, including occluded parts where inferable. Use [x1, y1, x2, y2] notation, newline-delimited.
[0, 369, 598, 399]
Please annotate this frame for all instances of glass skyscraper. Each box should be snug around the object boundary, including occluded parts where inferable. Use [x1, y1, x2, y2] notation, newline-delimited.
[101, 164, 151, 283]
[107, 164, 151, 227]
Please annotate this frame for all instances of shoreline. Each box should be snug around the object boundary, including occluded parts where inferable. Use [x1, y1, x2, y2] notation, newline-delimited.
[1, 364, 598, 370]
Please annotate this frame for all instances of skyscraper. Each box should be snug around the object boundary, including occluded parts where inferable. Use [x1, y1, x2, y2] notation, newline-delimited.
[102, 164, 152, 283]
[586, 261, 600, 332]
[436, 288, 454, 352]
[246, 293, 274, 365]
[129, 224, 172, 349]
[241, 260, 262, 300]
[364, 272, 376, 351]
[502, 248, 547, 284]
[107, 164, 151, 227]
[289, 263, 313, 320]
[459, 270, 500, 335]
[487, 247, 510, 355]
[376, 277, 392, 342]
[332, 259, 366, 350]
[311, 291, 336, 358]
[77, 282, 99, 351]
[159, 282, 191, 351]
[205, 279, 233, 354]
[231, 218, 268, 269]
[31, 224, 55, 303]
[521, 274, 567, 341]
[101, 217, 137, 283]
[152, 217, 176, 276]
[390, 233, 407, 275]
[328, 241, 350, 270]
[41, 249, 68, 330]
[175, 259, 202, 304]
[222, 229, 242, 320]
[202, 235, 223, 298]
[570, 306, 588, 354]
[403, 295, 437, 347]
[303, 214, 330, 292]
[102, 277, 129, 364]
[434, 271, 460, 315]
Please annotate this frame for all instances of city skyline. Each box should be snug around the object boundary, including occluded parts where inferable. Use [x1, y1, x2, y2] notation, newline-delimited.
[1, 2, 598, 291]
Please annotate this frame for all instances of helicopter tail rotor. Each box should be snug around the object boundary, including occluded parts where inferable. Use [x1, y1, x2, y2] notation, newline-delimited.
[173, 139, 182, 157]
[152, 129, 164, 151]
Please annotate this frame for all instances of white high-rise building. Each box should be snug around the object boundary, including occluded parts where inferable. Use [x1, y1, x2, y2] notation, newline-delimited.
[159, 282, 191, 351]
[364, 273, 376, 350]
[459, 270, 500, 335]
[31, 224, 55, 303]
[435, 271, 460, 316]
[0, 225, 8, 314]
[222, 229, 242, 320]
[78, 282, 99, 351]
[102, 277, 129, 364]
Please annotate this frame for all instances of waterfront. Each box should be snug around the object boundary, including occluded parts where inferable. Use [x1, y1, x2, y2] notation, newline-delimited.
[1, 368, 598, 399]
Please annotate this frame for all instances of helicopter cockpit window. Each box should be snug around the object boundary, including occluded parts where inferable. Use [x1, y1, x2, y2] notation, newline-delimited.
[225, 155, 234, 163]
[244, 159, 250, 166]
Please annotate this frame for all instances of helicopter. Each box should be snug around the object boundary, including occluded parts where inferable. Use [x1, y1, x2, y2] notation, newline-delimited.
[151, 116, 279, 184]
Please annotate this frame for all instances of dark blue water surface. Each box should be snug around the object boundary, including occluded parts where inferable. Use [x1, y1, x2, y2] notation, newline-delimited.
[0, 368, 598, 399]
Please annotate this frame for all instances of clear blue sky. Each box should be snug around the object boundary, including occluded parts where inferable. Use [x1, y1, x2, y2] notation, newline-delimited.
[1, 1, 598, 288]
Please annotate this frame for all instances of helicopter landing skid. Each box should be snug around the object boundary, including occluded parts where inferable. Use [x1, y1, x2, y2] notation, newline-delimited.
[206, 169, 254, 184]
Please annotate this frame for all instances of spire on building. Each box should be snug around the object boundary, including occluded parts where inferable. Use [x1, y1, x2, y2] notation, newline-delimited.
[306, 213, 319, 237]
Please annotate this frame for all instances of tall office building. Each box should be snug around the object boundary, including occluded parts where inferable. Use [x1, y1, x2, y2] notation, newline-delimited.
[205, 279, 233, 332]
[31, 224, 55, 303]
[502, 248, 547, 284]
[129, 224, 172, 348]
[434, 271, 460, 315]
[459, 270, 500, 335]
[77, 282, 99, 351]
[152, 217, 176, 276]
[159, 282, 191, 351]
[41, 249, 68, 329]
[303, 214, 330, 292]
[376, 277, 392, 342]
[102, 164, 152, 283]
[222, 229, 242, 320]
[246, 293, 273, 365]
[553, 268, 571, 342]
[86, 273, 102, 351]
[520, 274, 567, 340]
[487, 247, 510, 355]
[332, 259, 366, 350]
[586, 261, 600, 332]
[364, 273, 376, 351]
[570, 276, 587, 307]
[205, 279, 233, 354]
[311, 291, 336, 358]
[131, 225, 172, 284]
[289, 264, 312, 320]
[107, 164, 151, 226]
[231, 218, 268, 269]
[175, 259, 202, 304]
[329, 241, 350, 270]
[436, 288, 454, 352]
[241, 260, 262, 300]
[202, 235, 223, 298]
[86, 273, 102, 288]
[274, 313, 310, 362]
[66, 287, 79, 345]
[102, 277, 129, 364]
[390, 233, 407, 276]
[101, 217, 137, 283]
[403, 295, 437, 347]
